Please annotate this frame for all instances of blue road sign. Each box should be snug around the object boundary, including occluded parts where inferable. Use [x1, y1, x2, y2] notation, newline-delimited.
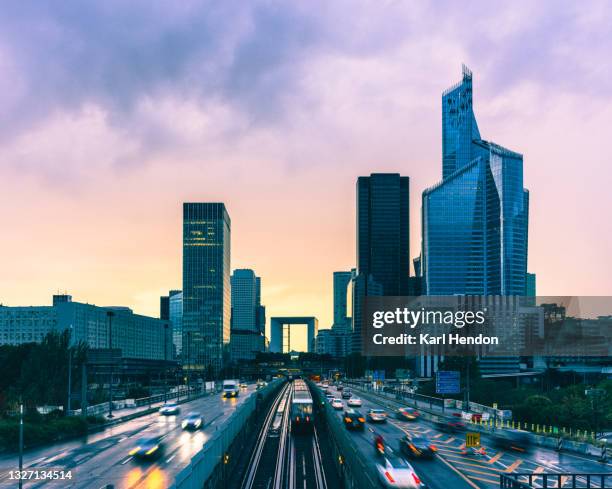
[436, 370, 460, 394]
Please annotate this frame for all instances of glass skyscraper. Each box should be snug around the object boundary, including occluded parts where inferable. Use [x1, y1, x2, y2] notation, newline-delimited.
[352, 173, 410, 352]
[182, 203, 231, 375]
[422, 66, 529, 296]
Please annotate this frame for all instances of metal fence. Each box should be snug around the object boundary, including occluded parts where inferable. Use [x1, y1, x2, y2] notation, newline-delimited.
[169, 380, 281, 489]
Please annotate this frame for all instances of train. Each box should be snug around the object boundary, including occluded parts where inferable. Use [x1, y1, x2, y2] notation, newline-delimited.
[290, 380, 314, 434]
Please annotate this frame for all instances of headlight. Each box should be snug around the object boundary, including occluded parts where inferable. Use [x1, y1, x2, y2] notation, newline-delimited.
[182, 421, 188, 428]
[194, 420, 201, 427]
[129, 447, 140, 456]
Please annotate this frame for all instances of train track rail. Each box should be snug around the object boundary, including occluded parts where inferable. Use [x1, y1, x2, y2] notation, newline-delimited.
[241, 382, 292, 489]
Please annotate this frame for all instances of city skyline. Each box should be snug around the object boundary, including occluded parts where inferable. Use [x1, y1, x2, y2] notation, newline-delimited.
[1, 3, 612, 353]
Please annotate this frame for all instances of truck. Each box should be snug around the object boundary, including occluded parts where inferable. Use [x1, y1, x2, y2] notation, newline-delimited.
[222, 379, 240, 398]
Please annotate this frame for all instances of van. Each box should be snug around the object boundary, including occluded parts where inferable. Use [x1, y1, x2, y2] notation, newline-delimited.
[222, 379, 240, 398]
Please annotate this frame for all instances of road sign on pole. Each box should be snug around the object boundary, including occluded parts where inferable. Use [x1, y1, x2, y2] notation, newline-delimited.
[466, 432, 481, 448]
[436, 370, 460, 394]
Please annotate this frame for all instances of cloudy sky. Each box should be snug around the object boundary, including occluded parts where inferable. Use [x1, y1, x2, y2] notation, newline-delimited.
[1, 1, 611, 346]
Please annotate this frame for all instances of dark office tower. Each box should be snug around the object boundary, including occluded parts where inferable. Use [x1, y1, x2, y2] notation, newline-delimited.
[182, 203, 231, 375]
[160, 295, 170, 320]
[333, 271, 352, 326]
[357, 173, 410, 296]
[422, 67, 529, 296]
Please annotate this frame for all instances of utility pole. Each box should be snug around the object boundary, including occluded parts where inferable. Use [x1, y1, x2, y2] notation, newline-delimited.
[67, 324, 73, 415]
[18, 400, 23, 489]
[107, 311, 115, 418]
[164, 323, 169, 403]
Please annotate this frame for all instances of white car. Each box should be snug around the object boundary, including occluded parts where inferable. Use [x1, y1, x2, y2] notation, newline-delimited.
[331, 398, 344, 410]
[159, 402, 180, 416]
[376, 456, 425, 488]
[347, 397, 362, 407]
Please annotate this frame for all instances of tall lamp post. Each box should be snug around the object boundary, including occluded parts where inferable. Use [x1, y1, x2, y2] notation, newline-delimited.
[107, 311, 115, 418]
[18, 400, 23, 489]
[67, 324, 73, 415]
[164, 323, 169, 403]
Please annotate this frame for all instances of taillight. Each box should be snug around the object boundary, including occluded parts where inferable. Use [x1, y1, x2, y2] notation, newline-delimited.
[306, 416, 310, 422]
[358, 418, 365, 423]
[344, 417, 351, 423]
[295, 417, 300, 422]
[385, 471, 395, 483]
[430, 445, 437, 452]
[412, 473, 421, 485]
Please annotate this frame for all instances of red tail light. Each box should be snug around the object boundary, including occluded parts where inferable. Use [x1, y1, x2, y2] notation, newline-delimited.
[306, 416, 310, 422]
[385, 471, 395, 483]
[412, 473, 421, 485]
[296, 417, 300, 422]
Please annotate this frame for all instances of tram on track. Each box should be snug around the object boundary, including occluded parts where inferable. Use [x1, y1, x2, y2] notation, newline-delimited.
[291, 380, 314, 434]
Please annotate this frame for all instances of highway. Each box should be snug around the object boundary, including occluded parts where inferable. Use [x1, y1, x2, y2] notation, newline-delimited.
[320, 383, 612, 489]
[0, 385, 258, 489]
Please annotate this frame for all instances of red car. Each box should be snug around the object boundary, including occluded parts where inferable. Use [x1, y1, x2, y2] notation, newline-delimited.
[396, 407, 419, 421]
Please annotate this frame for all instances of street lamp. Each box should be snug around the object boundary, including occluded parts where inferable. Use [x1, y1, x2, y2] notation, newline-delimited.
[18, 400, 23, 489]
[107, 311, 115, 418]
[67, 324, 73, 415]
[164, 323, 169, 403]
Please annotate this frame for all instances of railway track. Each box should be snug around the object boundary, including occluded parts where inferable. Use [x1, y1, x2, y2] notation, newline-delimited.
[241, 380, 327, 489]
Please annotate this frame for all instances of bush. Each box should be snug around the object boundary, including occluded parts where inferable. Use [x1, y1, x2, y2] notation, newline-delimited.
[0, 415, 90, 452]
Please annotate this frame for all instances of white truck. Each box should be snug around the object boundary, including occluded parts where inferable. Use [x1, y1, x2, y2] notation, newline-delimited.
[222, 379, 240, 398]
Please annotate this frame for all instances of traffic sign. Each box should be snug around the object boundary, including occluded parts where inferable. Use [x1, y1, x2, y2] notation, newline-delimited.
[436, 370, 460, 394]
[466, 432, 480, 448]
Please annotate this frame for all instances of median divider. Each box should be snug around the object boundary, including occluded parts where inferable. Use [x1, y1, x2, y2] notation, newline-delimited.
[309, 382, 380, 489]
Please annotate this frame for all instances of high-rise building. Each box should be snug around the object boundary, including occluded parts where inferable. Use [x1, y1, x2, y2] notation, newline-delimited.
[333, 271, 352, 326]
[169, 290, 183, 358]
[230, 269, 266, 361]
[352, 173, 410, 353]
[357, 173, 410, 296]
[160, 295, 170, 321]
[422, 66, 529, 296]
[526, 273, 536, 296]
[182, 203, 231, 375]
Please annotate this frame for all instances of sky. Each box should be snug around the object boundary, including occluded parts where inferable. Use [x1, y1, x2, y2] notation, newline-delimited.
[1, 1, 611, 349]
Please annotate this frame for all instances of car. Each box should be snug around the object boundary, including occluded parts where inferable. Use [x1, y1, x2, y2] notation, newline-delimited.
[341, 389, 352, 399]
[375, 455, 425, 488]
[325, 392, 334, 400]
[347, 397, 362, 407]
[396, 407, 419, 421]
[181, 412, 204, 430]
[336, 385, 344, 391]
[491, 429, 531, 452]
[239, 382, 248, 389]
[159, 402, 180, 416]
[366, 408, 387, 423]
[434, 419, 466, 433]
[399, 434, 437, 459]
[129, 436, 164, 460]
[256, 380, 267, 389]
[331, 398, 344, 410]
[343, 409, 365, 430]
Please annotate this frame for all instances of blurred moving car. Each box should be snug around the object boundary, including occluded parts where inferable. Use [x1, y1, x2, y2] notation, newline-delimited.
[492, 429, 531, 452]
[366, 408, 387, 423]
[343, 409, 365, 430]
[347, 397, 362, 407]
[159, 402, 180, 416]
[325, 392, 334, 400]
[181, 412, 204, 430]
[129, 436, 164, 460]
[396, 407, 419, 421]
[375, 455, 426, 488]
[331, 398, 344, 410]
[222, 379, 240, 398]
[341, 389, 353, 399]
[239, 382, 248, 389]
[256, 380, 267, 389]
[399, 434, 437, 459]
[336, 385, 344, 392]
[434, 419, 466, 433]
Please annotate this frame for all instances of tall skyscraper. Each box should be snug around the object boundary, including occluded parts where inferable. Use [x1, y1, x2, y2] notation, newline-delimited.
[169, 290, 183, 358]
[182, 203, 231, 375]
[231, 269, 260, 332]
[422, 66, 529, 296]
[357, 173, 410, 295]
[230, 268, 266, 361]
[352, 173, 410, 353]
[333, 271, 352, 327]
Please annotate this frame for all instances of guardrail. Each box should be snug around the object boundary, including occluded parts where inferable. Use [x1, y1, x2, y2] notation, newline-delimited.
[500, 473, 611, 488]
[169, 380, 282, 489]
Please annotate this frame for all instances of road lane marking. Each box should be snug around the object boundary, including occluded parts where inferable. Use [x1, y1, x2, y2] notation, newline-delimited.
[488, 451, 504, 464]
[442, 456, 504, 471]
[434, 453, 481, 489]
[504, 459, 524, 473]
[166, 455, 176, 462]
[121, 456, 133, 465]
[467, 474, 500, 484]
[432, 433, 443, 439]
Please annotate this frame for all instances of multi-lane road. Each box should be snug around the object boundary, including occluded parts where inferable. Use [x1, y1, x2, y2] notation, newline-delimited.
[0, 385, 259, 489]
[321, 383, 612, 489]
